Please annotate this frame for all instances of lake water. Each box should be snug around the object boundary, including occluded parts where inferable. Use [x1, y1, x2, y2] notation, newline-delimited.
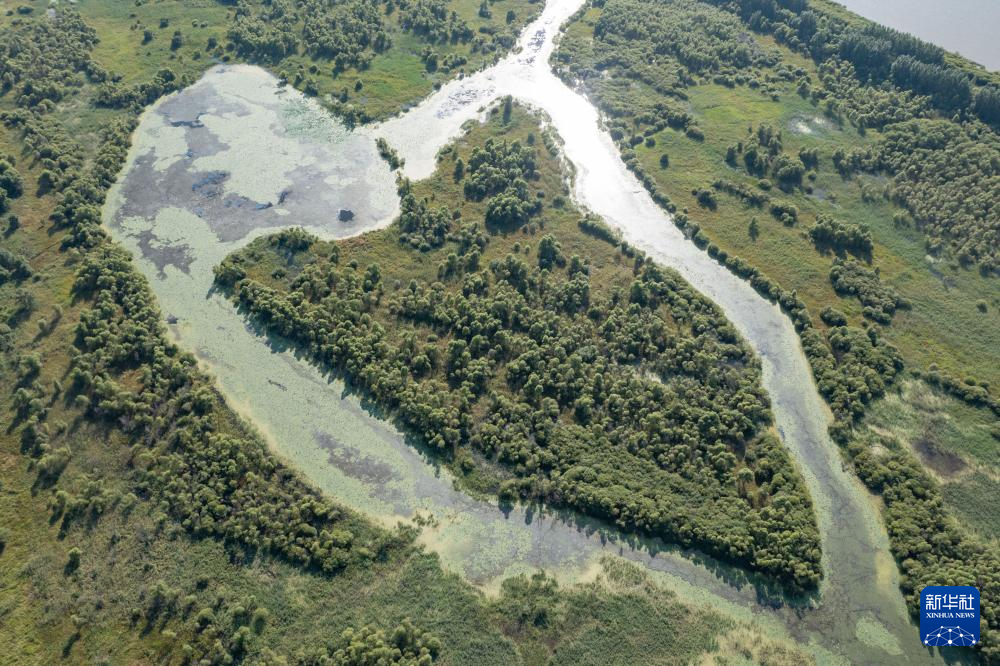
[834, 0, 1000, 71]
[101, 0, 971, 661]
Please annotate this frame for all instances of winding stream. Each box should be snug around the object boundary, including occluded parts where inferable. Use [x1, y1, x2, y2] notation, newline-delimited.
[102, 0, 960, 662]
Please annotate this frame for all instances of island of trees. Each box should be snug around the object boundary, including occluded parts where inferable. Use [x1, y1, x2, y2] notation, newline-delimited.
[215, 105, 823, 590]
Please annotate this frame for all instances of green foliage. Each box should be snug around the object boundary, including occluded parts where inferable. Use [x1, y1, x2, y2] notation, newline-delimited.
[807, 214, 872, 256]
[890, 55, 971, 111]
[554, 0, 998, 430]
[0, 246, 32, 285]
[0, 10, 105, 111]
[96, 67, 183, 110]
[847, 118, 1000, 273]
[703, 0, 996, 126]
[829, 258, 905, 324]
[0, 4, 813, 665]
[801, 324, 902, 419]
[833, 425, 1000, 661]
[377, 137, 405, 170]
[218, 109, 821, 589]
[328, 619, 440, 665]
[223, 0, 533, 122]
[70, 243, 399, 573]
[398, 186, 453, 250]
[0, 159, 22, 213]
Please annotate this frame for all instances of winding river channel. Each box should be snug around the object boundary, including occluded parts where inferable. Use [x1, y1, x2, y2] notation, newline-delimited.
[102, 0, 964, 662]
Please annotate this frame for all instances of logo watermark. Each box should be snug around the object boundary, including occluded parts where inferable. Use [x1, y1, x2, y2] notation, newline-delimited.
[920, 586, 980, 647]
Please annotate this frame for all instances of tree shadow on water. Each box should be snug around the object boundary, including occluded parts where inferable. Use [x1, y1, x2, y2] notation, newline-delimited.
[218, 290, 820, 612]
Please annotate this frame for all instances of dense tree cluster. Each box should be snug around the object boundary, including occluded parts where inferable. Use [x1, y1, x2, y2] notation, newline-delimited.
[829, 425, 1000, 661]
[890, 56, 972, 112]
[463, 137, 541, 228]
[398, 0, 474, 43]
[975, 86, 1000, 126]
[591, 0, 775, 78]
[325, 620, 440, 665]
[828, 258, 905, 324]
[303, 0, 392, 62]
[0, 158, 22, 213]
[846, 119, 1000, 272]
[223, 241, 823, 587]
[0, 9, 115, 203]
[227, 0, 520, 77]
[813, 59, 927, 129]
[398, 185, 453, 250]
[700, 0, 996, 127]
[0, 246, 32, 285]
[228, 0, 307, 62]
[0, 10, 107, 112]
[801, 322, 902, 419]
[95, 68, 185, 111]
[216, 118, 822, 589]
[807, 215, 872, 257]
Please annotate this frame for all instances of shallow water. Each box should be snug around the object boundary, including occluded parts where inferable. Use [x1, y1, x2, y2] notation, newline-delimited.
[103, 2, 966, 662]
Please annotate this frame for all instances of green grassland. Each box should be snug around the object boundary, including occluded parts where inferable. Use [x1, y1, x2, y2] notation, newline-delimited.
[859, 379, 1000, 542]
[561, 6, 1000, 391]
[70, 0, 541, 123]
[77, 0, 231, 85]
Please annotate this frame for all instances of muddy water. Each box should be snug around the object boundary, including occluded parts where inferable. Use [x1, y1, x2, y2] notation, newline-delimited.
[103, 1, 961, 662]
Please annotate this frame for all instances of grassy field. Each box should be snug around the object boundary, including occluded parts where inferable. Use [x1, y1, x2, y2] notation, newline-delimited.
[859, 379, 1000, 542]
[558, 0, 1000, 525]
[73, 0, 542, 123]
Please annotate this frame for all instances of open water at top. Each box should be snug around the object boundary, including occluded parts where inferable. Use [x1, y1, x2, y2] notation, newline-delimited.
[103, 0, 971, 662]
[834, 0, 1000, 72]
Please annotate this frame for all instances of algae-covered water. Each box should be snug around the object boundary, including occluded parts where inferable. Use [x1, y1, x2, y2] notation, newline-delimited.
[103, 4, 967, 662]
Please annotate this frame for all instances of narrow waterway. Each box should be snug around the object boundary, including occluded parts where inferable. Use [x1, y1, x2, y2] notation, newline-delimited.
[102, 0, 964, 662]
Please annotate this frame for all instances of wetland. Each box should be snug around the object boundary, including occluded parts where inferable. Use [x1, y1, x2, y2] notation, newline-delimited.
[101, 0, 958, 661]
